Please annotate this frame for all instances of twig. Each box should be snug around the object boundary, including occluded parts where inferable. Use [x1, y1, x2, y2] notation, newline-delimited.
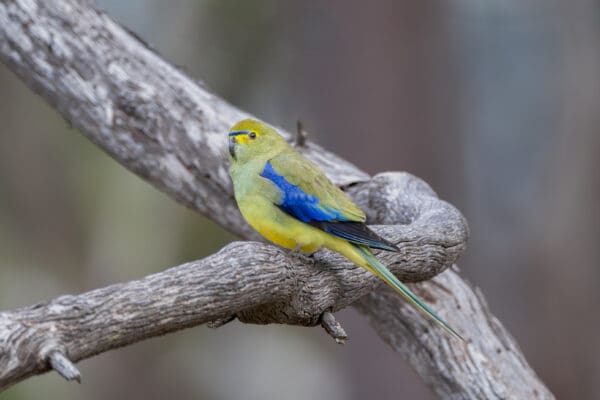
[48, 352, 81, 384]
[320, 312, 348, 344]
[296, 120, 308, 147]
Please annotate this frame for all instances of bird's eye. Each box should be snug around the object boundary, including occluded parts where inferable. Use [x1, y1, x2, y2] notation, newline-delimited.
[249, 132, 257, 140]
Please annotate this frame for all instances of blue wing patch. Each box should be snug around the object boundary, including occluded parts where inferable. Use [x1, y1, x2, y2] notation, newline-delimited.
[260, 161, 346, 222]
[260, 161, 398, 252]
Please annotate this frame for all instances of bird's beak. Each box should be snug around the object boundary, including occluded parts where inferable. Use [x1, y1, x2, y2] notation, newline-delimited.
[228, 135, 237, 159]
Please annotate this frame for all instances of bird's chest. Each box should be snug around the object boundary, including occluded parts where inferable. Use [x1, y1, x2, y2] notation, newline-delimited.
[231, 164, 280, 201]
[238, 196, 300, 250]
[231, 164, 321, 252]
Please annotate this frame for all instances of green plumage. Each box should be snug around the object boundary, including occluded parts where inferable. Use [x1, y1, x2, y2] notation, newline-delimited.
[228, 119, 463, 341]
[268, 152, 366, 222]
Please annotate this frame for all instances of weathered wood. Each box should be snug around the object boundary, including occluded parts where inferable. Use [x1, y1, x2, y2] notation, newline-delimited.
[357, 274, 552, 399]
[0, 0, 553, 398]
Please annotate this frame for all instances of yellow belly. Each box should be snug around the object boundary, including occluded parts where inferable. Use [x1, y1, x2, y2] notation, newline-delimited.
[238, 197, 326, 253]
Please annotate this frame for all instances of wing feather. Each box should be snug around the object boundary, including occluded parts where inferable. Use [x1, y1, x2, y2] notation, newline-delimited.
[261, 153, 397, 252]
[265, 152, 365, 222]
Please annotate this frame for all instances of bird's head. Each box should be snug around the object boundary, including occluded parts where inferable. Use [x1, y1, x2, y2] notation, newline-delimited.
[228, 119, 288, 164]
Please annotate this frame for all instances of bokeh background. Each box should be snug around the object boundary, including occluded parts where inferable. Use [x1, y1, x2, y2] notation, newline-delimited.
[1, 1, 599, 399]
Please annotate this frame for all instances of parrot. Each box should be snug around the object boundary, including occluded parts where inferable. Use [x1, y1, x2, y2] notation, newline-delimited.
[227, 119, 462, 341]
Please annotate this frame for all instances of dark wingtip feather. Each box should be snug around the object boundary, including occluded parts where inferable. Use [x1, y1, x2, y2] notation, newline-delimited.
[310, 221, 399, 252]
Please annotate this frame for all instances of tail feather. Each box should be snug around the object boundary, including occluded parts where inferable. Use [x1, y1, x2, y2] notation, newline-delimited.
[354, 244, 463, 341]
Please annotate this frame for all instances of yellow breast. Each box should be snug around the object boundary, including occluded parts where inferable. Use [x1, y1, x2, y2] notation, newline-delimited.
[238, 196, 326, 253]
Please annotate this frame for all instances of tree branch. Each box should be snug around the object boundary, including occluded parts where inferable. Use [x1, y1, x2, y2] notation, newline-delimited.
[0, 221, 454, 390]
[0, 0, 553, 398]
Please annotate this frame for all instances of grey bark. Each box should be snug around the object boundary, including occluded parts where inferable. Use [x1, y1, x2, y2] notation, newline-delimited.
[0, 0, 553, 399]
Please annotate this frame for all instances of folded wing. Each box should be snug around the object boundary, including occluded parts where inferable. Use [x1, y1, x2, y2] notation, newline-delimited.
[261, 154, 398, 252]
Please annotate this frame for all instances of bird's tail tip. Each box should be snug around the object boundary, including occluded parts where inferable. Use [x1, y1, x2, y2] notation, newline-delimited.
[353, 244, 464, 342]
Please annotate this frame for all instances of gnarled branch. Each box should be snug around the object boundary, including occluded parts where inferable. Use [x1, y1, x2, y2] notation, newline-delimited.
[0, 0, 553, 398]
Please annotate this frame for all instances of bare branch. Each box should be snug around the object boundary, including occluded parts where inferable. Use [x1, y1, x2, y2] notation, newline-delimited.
[0, 222, 456, 390]
[356, 271, 552, 399]
[0, 0, 553, 398]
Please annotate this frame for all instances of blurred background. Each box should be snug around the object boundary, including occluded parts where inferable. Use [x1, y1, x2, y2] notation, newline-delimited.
[1, 1, 599, 399]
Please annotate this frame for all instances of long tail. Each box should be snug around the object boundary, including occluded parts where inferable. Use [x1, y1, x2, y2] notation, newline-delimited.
[354, 244, 463, 341]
